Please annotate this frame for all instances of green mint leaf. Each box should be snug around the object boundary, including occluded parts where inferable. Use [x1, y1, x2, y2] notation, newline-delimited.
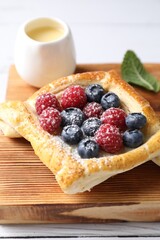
[121, 50, 160, 92]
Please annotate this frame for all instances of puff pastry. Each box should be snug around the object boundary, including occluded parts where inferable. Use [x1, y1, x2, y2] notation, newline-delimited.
[0, 70, 160, 194]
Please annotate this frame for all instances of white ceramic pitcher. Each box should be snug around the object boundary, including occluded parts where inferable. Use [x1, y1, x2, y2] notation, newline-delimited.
[14, 17, 76, 88]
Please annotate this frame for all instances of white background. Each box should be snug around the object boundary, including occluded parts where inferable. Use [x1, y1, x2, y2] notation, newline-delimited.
[1, 0, 160, 65]
[0, 0, 160, 238]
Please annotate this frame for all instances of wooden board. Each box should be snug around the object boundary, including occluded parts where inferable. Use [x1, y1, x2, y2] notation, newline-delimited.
[0, 64, 160, 224]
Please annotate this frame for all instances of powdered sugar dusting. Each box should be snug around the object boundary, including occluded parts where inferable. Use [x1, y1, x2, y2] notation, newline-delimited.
[51, 135, 112, 164]
[61, 85, 87, 109]
[83, 102, 103, 118]
[39, 107, 61, 134]
[101, 107, 127, 131]
[35, 93, 61, 115]
[95, 123, 123, 153]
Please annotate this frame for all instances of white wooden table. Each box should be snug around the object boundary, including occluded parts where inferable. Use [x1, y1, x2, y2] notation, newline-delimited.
[0, 0, 160, 238]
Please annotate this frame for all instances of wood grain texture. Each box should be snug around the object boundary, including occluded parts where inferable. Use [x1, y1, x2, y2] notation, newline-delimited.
[0, 64, 160, 223]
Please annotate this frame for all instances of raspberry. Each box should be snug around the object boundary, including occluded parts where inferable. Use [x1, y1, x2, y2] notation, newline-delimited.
[39, 107, 61, 134]
[61, 85, 87, 109]
[36, 93, 61, 115]
[100, 107, 127, 131]
[83, 102, 103, 118]
[95, 124, 123, 153]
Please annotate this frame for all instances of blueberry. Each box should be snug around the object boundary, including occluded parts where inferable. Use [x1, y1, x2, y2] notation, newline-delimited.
[78, 138, 99, 158]
[123, 129, 144, 148]
[125, 113, 147, 129]
[61, 125, 83, 145]
[101, 92, 120, 110]
[82, 117, 101, 136]
[85, 84, 105, 103]
[61, 107, 85, 127]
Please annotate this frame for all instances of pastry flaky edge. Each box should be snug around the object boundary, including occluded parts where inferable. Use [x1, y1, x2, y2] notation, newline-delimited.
[0, 70, 160, 194]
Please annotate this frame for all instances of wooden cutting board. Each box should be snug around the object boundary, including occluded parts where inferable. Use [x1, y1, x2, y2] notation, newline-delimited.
[0, 64, 160, 224]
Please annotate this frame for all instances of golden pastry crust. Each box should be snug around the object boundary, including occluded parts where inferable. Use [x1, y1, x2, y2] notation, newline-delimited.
[0, 70, 160, 194]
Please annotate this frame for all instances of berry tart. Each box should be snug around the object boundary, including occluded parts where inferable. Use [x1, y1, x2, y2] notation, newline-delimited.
[0, 70, 160, 194]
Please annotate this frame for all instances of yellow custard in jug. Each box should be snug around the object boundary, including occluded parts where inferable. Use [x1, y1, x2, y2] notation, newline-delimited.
[27, 26, 64, 42]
